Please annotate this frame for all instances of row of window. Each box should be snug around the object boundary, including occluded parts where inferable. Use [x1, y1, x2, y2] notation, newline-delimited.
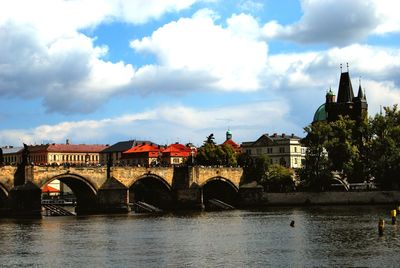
[3, 155, 20, 163]
[51, 154, 99, 162]
[247, 146, 303, 156]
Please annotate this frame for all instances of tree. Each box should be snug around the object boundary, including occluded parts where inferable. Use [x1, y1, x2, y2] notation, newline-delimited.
[324, 116, 366, 182]
[369, 105, 400, 189]
[238, 154, 270, 183]
[300, 121, 332, 191]
[261, 164, 295, 192]
[196, 134, 237, 166]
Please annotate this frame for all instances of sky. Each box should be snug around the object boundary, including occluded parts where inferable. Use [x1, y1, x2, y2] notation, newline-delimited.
[0, 0, 400, 146]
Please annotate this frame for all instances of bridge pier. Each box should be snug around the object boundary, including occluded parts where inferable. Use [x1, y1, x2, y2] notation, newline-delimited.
[9, 182, 42, 218]
[97, 177, 130, 213]
[175, 188, 204, 210]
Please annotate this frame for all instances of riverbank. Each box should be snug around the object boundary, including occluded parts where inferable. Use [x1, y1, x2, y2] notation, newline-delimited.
[258, 191, 400, 206]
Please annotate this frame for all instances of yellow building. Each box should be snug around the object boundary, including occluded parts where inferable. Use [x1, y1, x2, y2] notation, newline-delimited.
[241, 133, 305, 169]
[27, 141, 108, 165]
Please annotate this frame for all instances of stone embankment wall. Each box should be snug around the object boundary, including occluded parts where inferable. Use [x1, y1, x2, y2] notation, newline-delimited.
[262, 191, 400, 205]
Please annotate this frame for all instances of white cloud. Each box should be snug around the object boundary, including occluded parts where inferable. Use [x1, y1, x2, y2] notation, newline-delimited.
[0, 101, 299, 146]
[262, 0, 400, 46]
[130, 10, 268, 93]
[237, 0, 264, 13]
[262, 44, 400, 122]
[374, 0, 400, 34]
[0, 23, 135, 113]
[0, 0, 201, 114]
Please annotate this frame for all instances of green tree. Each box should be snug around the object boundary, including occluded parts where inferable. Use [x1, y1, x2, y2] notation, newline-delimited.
[369, 105, 400, 189]
[241, 154, 270, 183]
[300, 121, 332, 191]
[196, 134, 237, 166]
[261, 164, 295, 192]
[324, 116, 366, 182]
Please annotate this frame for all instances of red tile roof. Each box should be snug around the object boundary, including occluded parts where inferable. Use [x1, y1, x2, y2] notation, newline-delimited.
[223, 139, 241, 153]
[162, 143, 192, 157]
[47, 144, 108, 153]
[123, 143, 162, 154]
[28, 144, 108, 153]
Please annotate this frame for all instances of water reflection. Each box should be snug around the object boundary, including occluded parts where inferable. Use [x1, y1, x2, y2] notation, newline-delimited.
[1, 206, 400, 267]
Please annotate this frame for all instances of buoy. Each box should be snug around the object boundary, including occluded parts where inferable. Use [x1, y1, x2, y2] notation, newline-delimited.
[378, 219, 385, 236]
[391, 209, 397, 225]
[290, 220, 295, 227]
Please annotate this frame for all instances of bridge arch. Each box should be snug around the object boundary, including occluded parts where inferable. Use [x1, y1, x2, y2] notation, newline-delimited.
[202, 176, 239, 207]
[42, 173, 98, 214]
[129, 173, 173, 210]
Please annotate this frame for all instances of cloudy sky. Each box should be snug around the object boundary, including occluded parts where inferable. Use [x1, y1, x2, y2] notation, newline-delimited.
[1, 0, 399, 146]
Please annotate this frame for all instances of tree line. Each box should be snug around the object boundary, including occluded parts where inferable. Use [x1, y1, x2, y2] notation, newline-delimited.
[301, 105, 400, 191]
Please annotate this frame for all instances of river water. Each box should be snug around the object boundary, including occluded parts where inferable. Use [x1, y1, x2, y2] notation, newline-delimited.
[1, 206, 399, 267]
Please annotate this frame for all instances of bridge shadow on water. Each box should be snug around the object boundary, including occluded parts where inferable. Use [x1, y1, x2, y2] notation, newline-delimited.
[203, 179, 238, 209]
[130, 176, 173, 211]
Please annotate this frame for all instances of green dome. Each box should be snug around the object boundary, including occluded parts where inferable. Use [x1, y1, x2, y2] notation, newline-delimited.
[326, 88, 335, 96]
[226, 130, 232, 135]
[313, 104, 327, 122]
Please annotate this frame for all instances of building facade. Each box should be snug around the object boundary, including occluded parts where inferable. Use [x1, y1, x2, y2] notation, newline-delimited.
[162, 143, 195, 166]
[99, 140, 152, 165]
[1, 146, 23, 165]
[122, 143, 162, 166]
[241, 133, 305, 169]
[27, 141, 108, 165]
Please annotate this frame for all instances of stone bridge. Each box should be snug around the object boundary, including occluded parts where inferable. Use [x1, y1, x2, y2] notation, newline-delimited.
[0, 165, 249, 216]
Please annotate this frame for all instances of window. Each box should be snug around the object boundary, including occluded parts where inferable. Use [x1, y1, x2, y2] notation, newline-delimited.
[294, 158, 298, 164]
[246, 149, 251, 155]
[256, 148, 262, 155]
[294, 147, 297, 153]
[279, 147, 285, 153]
[267, 147, 272, 154]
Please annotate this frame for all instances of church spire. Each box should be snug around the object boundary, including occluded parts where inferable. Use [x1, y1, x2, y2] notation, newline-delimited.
[336, 64, 354, 103]
[357, 77, 366, 101]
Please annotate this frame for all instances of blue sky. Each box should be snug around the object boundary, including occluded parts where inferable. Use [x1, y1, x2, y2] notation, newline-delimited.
[1, 0, 400, 146]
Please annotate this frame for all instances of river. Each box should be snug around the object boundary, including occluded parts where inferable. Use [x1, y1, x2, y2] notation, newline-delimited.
[0, 206, 399, 267]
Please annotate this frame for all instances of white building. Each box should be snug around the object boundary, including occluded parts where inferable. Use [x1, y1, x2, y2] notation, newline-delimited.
[241, 133, 306, 169]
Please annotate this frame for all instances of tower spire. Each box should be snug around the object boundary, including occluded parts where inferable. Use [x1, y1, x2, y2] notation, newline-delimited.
[337, 68, 354, 103]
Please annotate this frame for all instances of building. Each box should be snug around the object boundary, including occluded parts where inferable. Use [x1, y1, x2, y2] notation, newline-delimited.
[241, 133, 305, 169]
[1, 146, 23, 164]
[222, 130, 241, 154]
[162, 143, 195, 166]
[313, 66, 368, 123]
[122, 143, 162, 166]
[28, 141, 108, 165]
[99, 140, 153, 165]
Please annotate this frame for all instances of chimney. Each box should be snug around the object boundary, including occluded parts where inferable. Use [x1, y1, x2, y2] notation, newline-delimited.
[291, 133, 294, 138]
[282, 133, 285, 138]
[66, 139, 70, 145]
[273, 133, 277, 137]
